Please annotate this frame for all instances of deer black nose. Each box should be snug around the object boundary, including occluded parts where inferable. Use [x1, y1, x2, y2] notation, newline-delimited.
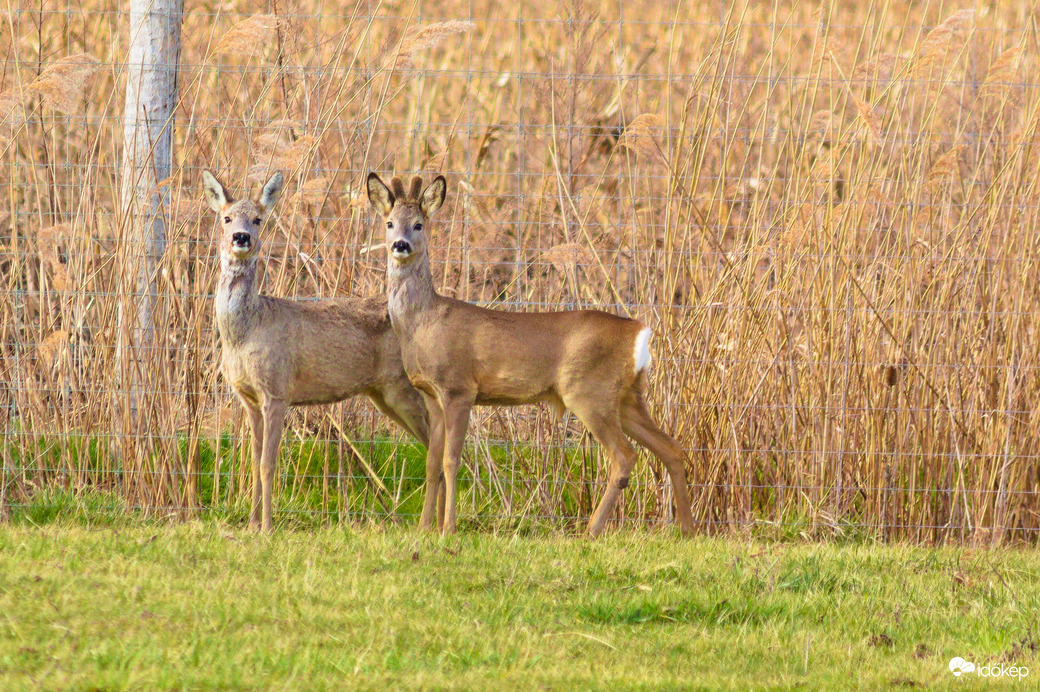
[391, 240, 411, 255]
[232, 232, 251, 247]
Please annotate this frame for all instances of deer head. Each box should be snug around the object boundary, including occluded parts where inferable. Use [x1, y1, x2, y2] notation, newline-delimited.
[366, 173, 446, 266]
[203, 170, 284, 262]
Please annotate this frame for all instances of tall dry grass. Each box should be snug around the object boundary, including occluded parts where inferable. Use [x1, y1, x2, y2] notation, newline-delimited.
[1, 0, 1038, 542]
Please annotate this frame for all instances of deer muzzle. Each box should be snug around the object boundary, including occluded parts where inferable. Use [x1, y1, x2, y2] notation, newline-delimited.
[231, 232, 252, 253]
[390, 239, 412, 260]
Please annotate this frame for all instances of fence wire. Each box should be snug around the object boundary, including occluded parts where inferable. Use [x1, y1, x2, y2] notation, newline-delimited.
[2, 0, 1039, 543]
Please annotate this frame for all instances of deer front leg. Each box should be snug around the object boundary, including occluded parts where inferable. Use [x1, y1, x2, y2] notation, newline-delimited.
[243, 401, 264, 531]
[440, 397, 473, 535]
[418, 393, 445, 532]
[260, 398, 287, 533]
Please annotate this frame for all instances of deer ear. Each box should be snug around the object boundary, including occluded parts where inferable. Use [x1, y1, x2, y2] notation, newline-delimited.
[367, 172, 395, 216]
[202, 170, 232, 212]
[420, 175, 446, 217]
[260, 172, 284, 211]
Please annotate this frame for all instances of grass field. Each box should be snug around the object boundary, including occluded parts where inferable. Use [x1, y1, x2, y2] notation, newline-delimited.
[1, 518, 1037, 689]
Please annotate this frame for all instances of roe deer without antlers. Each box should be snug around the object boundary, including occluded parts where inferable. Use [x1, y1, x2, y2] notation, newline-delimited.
[367, 173, 696, 537]
[204, 170, 441, 532]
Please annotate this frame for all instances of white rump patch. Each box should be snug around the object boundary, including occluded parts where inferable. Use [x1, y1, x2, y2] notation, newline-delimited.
[633, 327, 652, 373]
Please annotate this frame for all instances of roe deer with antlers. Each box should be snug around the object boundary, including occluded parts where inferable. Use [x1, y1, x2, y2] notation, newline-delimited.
[367, 173, 696, 537]
[204, 170, 441, 532]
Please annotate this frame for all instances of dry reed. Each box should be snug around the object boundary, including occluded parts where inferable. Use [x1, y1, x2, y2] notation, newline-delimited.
[1, 0, 1039, 543]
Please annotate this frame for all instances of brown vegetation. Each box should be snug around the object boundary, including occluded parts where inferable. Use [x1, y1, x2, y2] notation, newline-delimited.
[0, 0, 1038, 542]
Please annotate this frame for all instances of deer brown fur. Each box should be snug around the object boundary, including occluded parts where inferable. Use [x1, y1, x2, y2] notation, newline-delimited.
[367, 172, 696, 537]
[204, 170, 441, 532]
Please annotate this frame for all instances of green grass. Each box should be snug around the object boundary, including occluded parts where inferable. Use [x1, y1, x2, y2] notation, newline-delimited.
[3, 432, 436, 525]
[1, 520, 1037, 690]
[3, 432, 658, 535]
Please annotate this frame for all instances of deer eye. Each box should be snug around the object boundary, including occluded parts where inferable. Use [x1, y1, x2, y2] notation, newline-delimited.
[414, 223, 423, 231]
[253, 218, 261, 226]
[386, 221, 393, 229]
[223, 216, 231, 224]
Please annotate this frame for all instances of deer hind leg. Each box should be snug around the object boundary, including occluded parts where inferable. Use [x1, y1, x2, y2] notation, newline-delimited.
[436, 470, 446, 531]
[260, 398, 287, 533]
[243, 400, 264, 531]
[569, 402, 638, 538]
[372, 383, 430, 446]
[374, 383, 446, 531]
[621, 393, 696, 536]
[417, 392, 445, 532]
[440, 396, 473, 535]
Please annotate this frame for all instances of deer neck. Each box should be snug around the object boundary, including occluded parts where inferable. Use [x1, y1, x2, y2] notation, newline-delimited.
[215, 256, 261, 345]
[387, 252, 436, 330]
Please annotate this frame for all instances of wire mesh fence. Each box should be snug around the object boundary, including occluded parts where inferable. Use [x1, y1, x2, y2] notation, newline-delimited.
[2, 0, 1039, 542]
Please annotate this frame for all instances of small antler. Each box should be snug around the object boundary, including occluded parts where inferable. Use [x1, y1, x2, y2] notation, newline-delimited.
[390, 177, 407, 200]
[408, 176, 423, 202]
